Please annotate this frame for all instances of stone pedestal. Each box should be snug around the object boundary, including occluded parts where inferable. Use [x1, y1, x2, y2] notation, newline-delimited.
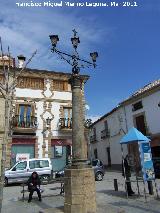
[64, 167, 97, 213]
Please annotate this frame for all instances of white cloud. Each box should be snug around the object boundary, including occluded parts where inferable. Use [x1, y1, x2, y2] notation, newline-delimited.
[0, 0, 112, 71]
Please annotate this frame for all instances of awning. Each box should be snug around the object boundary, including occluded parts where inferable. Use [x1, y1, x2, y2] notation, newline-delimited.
[51, 139, 72, 146]
[120, 127, 150, 144]
[12, 138, 36, 144]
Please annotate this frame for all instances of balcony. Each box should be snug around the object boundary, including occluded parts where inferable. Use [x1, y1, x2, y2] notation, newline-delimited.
[59, 118, 72, 130]
[101, 129, 110, 139]
[12, 115, 38, 129]
[90, 134, 97, 143]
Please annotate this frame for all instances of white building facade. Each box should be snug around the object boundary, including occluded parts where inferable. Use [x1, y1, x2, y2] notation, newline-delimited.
[8, 68, 88, 171]
[90, 80, 160, 169]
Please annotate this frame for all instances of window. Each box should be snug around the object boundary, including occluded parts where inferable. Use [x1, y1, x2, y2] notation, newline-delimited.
[104, 120, 109, 131]
[51, 146, 63, 158]
[100, 161, 103, 166]
[14, 104, 36, 128]
[101, 120, 110, 139]
[92, 159, 98, 167]
[17, 77, 44, 89]
[93, 128, 96, 136]
[54, 146, 63, 157]
[132, 101, 143, 111]
[29, 161, 35, 169]
[52, 80, 68, 91]
[13, 161, 27, 171]
[29, 160, 49, 169]
[60, 107, 72, 128]
[40, 160, 49, 168]
[19, 105, 32, 120]
[63, 107, 72, 119]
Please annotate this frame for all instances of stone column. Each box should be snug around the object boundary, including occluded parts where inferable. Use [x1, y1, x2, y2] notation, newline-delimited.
[71, 75, 87, 166]
[64, 74, 97, 213]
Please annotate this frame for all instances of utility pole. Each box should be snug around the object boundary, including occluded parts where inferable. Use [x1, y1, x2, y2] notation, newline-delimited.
[0, 37, 36, 212]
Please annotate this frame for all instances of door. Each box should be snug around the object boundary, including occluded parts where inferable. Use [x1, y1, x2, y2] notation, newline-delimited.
[106, 147, 111, 167]
[8, 161, 28, 183]
[94, 149, 98, 159]
[135, 115, 147, 135]
[51, 146, 66, 172]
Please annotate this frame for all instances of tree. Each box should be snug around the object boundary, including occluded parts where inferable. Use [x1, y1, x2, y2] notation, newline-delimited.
[0, 37, 36, 212]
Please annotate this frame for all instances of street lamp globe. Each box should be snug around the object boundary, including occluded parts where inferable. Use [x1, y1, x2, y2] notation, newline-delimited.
[71, 36, 80, 49]
[90, 52, 98, 62]
[49, 35, 59, 47]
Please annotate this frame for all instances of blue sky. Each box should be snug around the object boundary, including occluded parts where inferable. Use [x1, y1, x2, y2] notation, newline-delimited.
[0, 0, 160, 121]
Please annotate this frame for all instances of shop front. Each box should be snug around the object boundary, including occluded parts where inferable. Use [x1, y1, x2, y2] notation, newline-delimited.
[11, 138, 35, 166]
[51, 139, 72, 172]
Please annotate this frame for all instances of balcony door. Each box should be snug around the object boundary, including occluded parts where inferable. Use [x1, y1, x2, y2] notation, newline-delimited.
[63, 107, 72, 128]
[19, 105, 32, 127]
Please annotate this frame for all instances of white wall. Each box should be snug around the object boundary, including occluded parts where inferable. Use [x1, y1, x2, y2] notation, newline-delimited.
[125, 90, 160, 135]
[15, 81, 72, 158]
[90, 89, 160, 168]
[90, 107, 127, 167]
[16, 88, 43, 98]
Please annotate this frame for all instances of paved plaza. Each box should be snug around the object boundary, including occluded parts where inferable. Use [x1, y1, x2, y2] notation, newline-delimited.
[2, 171, 160, 213]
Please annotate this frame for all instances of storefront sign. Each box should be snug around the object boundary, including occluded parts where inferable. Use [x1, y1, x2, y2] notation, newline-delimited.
[139, 142, 155, 181]
[16, 153, 30, 162]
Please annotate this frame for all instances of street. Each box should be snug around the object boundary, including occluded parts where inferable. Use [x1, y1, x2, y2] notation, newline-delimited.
[2, 171, 160, 213]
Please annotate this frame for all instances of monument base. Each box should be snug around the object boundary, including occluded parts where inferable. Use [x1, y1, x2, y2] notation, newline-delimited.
[64, 167, 97, 213]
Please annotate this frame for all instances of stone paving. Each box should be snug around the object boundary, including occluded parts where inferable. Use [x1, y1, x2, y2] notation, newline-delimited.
[96, 171, 160, 213]
[2, 171, 160, 213]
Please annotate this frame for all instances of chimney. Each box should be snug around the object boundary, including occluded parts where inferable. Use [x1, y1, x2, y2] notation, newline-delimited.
[17, 55, 26, 68]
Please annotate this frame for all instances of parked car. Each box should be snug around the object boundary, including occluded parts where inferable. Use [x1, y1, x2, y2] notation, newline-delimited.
[92, 159, 105, 181]
[4, 158, 52, 186]
[55, 159, 105, 181]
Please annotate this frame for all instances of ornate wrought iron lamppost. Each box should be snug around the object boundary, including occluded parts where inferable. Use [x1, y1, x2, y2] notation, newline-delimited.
[49, 30, 98, 213]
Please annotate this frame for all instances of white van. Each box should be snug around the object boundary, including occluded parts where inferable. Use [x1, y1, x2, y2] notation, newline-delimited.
[5, 158, 52, 186]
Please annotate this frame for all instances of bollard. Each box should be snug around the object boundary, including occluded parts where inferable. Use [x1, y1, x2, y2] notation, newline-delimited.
[114, 179, 118, 191]
[147, 180, 154, 195]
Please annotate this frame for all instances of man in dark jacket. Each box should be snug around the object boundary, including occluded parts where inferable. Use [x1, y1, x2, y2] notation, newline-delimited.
[27, 171, 42, 202]
[122, 154, 135, 196]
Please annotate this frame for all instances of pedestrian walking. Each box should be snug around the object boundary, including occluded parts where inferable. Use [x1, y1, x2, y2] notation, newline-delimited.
[27, 171, 42, 202]
[122, 154, 135, 196]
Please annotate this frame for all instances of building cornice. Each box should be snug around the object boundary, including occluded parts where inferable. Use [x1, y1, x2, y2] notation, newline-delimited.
[120, 84, 160, 106]
[0, 67, 90, 82]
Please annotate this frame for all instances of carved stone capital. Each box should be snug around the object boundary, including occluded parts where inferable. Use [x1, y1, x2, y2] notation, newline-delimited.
[69, 74, 84, 89]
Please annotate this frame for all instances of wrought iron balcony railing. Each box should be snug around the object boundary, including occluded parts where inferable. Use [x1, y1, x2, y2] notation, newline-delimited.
[101, 129, 110, 139]
[59, 118, 72, 129]
[12, 115, 38, 128]
[90, 134, 97, 143]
